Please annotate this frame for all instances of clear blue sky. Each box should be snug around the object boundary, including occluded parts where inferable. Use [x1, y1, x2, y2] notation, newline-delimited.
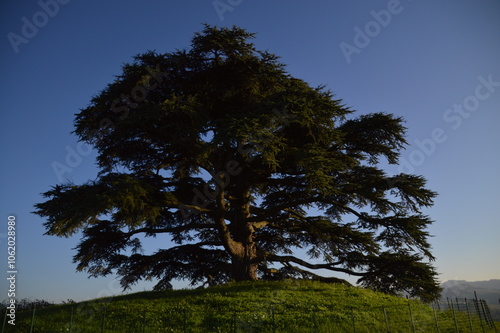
[1, 0, 499, 302]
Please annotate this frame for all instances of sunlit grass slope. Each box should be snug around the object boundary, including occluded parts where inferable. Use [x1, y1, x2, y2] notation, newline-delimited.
[9, 280, 495, 332]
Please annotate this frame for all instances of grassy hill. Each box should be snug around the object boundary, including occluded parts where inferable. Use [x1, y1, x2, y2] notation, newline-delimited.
[7, 280, 498, 332]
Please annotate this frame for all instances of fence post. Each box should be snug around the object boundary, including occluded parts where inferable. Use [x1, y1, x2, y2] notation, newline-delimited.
[29, 306, 36, 333]
[432, 305, 440, 333]
[480, 300, 496, 330]
[408, 302, 416, 333]
[383, 307, 390, 333]
[464, 299, 474, 332]
[449, 298, 459, 333]
[456, 298, 463, 331]
[474, 292, 486, 333]
[2, 309, 7, 333]
[69, 306, 74, 333]
[435, 301, 441, 311]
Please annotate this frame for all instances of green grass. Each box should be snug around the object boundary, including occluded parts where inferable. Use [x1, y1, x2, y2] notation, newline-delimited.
[5, 280, 497, 332]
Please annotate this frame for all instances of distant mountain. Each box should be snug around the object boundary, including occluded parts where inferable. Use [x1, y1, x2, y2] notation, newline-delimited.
[441, 279, 500, 304]
[441, 279, 500, 322]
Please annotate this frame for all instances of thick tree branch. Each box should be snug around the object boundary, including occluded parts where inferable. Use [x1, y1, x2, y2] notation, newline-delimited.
[168, 241, 224, 250]
[214, 187, 242, 257]
[266, 254, 367, 277]
[281, 262, 351, 285]
[124, 223, 216, 237]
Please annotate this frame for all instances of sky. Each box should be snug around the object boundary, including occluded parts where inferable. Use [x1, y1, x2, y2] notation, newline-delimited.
[1, 0, 499, 303]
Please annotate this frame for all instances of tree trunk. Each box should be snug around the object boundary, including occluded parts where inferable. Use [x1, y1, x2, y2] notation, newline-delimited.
[231, 242, 258, 281]
[213, 168, 259, 281]
[230, 189, 258, 281]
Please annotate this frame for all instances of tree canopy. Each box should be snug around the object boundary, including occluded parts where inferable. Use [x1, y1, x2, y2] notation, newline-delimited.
[34, 25, 441, 301]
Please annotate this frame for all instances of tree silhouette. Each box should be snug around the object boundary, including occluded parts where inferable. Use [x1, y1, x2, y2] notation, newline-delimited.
[34, 25, 441, 301]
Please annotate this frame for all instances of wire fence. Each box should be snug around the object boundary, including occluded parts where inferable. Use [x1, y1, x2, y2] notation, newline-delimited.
[431, 298, 498, 333]
[2, 297, 498, 332]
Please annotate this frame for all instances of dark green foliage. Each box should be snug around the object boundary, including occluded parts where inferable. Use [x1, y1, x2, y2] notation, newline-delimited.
[34, 25, 440, 300]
